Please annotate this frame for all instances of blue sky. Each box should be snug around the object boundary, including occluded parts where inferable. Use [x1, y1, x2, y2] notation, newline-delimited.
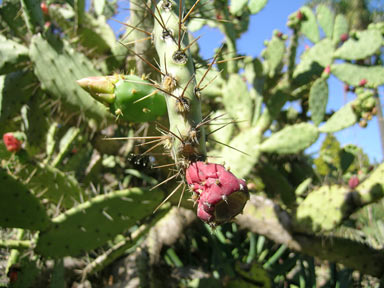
[110, 0, 383, 163]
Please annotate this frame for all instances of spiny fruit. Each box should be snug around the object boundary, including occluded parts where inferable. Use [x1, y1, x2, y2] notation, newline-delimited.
[186, 161, 249, 226]
[77, 75, 167, 123]
[2, 132, 22, 152]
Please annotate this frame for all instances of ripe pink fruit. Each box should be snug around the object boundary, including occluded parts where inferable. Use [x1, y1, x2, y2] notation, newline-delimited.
[296, 10, 303, 20]
[41, 2, 49, 15]
[186, 162, 249, 225]
[340, 33, 349, 42]
[359, 78, 367, 87]
[323, 65, 331, 75]
[3, 133, 22, 152]
[348, 176, 359, 189]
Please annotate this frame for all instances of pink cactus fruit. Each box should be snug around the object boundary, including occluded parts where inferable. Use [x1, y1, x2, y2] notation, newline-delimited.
[323, 65, 331, 75]
[348, 176, 359, 189]
[3, 133, 22, 152]
[340, 33, 349, 42]
[186, 161, 249, 225]
[359, 78, 367, 87]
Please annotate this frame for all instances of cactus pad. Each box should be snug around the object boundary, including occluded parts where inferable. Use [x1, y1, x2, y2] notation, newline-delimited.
[0, 168, 50, 230]
[35, 187, 163, 257]
[260, 123, 319, 154]
[319, 103, 357, 133]
[309, 78, 328, 126]
[334, 30, 382, 60]
[331, 63, 384, 88]
[29, 34, 110, 122]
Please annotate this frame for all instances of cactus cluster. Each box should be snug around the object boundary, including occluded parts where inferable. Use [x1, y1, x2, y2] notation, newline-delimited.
[1, 0, 384, 285]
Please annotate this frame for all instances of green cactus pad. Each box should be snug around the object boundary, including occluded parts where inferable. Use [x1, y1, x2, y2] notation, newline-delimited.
[354, 163, 384, 205]
[319, 103, 357, 133]
[0, 0, 28, 39]
[334, 30, 382, 60]
[0, 70, 36, 132]
[112, 76, 167, 122]
[20, 0, 44, 34]
[35, 187, 163, 258]
[309, 78, 328, 126]
[0, 35, 29, 74]
[248, 0, 267, 14]
[222, 74, 253, 128]
[293, 39, 334, 85]
[216, 126, 261, 179]
[17, 163, 85, 209]
[263, 36, 285, 78]
[294, 185, 352, 233]
[300, 6, 320, 43]
[230, 0, 247, 16]
[316, 4, 334, 38]
[0, 168, 51, 230]
[260, 123, 319, 154]
[332, 14, 349, 45]
[29, 34, 111, 123]
[331, 63, 384, 88]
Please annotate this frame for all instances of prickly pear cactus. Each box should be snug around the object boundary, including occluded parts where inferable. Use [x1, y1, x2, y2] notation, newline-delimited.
[1, 0, 384, 285]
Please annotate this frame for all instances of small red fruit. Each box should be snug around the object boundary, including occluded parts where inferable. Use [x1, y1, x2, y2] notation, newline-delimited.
[41, 2, 49, 15]
[323, 65, 331, 75]
[297, 10, 303, 20]
[3, 133, 22, 152]
[186, 161, 249, 226]
[348, 176, 359, 189]
[343, 84, 350, 92]
[340, 33, 349, 42]
[359, 78, 367, 87]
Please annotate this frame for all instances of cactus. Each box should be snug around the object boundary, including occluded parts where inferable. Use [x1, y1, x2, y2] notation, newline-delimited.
[35, 187, 163, 257]
[308, 78, 328, 126]
[0, 35, 29, 74]
[29, 34, 111, 123]
[333, 29, 383, 60]
[260, 123, 319, 154]
[0, 168, 51, 230]
[316, 4, 334, 38]
[1, 0, 384, 284]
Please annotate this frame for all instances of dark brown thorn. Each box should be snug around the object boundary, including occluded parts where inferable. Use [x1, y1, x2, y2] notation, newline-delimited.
[152, 163, 177, 169]
[196, 45, 223, 90]
[199, 69, 222, 92]
[182, 35, 202, 52]
[133, 90, 158, 104]
[208, 138, 250, 156]
[150, 172, 180, 191]
[153, 181, 183, 213]
[212, 56, 246, 65]
[122, 37, 152, 47]
[140, 0, 167, 30]
[155, 121, 184, 143]
[141, 140, 165, 155]
[111, 18, 152, 36]
[182, 0, 201, 23]
[180, 73, 195, 98]
[136, 138, 164, 147]
[206, 120, 236, 136]
[178, 183, 186, 208]
[122, 45, 166, 76]
[152, 0, 167, 28]
[189, 16, 234, 23]
[103, 136, 165, 141]
[196, 113, 226, 129]
[163, 53, 168, 75]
